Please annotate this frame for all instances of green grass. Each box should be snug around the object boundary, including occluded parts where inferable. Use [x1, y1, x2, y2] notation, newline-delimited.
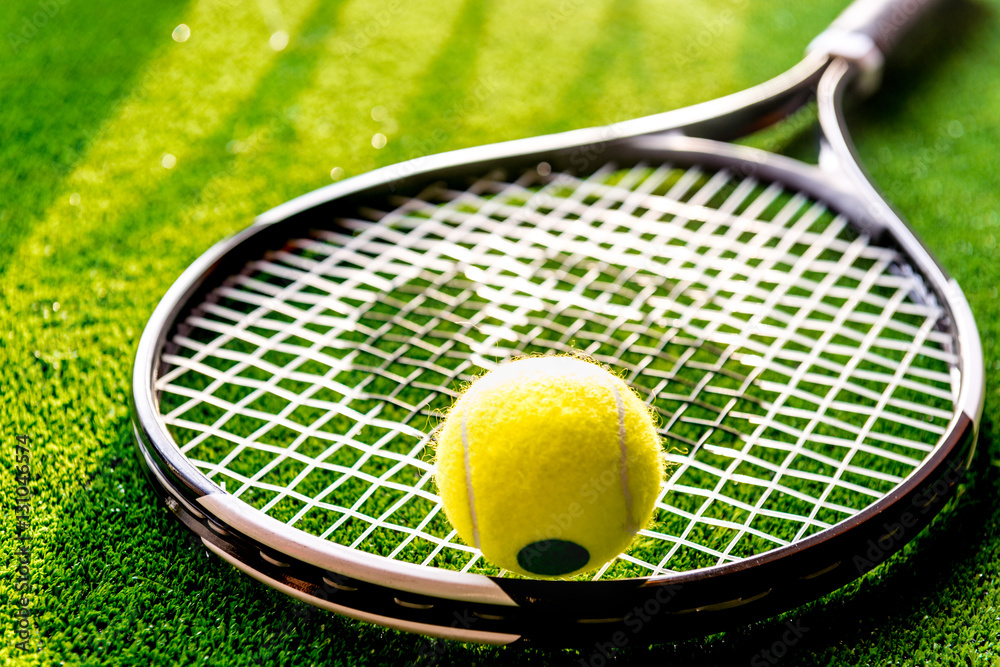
[2, 0, 1000, 665]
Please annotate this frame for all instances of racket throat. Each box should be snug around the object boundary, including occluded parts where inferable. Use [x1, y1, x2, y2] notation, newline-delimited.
[808, 31, 885, 98]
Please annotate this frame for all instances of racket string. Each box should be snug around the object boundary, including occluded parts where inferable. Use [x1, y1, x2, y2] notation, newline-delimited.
[155, 162, 959, 579]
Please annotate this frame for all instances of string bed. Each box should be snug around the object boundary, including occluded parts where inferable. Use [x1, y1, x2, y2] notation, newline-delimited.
[155, 162, 958, 580]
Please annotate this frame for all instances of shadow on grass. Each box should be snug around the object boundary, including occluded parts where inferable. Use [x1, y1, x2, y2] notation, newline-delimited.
[0, 0, 194, 276]
[537, 0, 651, 135]
[41, 0, 354, 307]
[385, 0, 493, 164]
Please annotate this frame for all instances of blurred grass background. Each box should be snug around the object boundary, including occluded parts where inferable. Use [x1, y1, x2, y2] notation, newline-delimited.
[1, 0, 998, 664]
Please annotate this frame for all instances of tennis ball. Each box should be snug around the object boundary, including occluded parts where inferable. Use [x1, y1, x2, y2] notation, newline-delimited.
[434, 356, 664, 578]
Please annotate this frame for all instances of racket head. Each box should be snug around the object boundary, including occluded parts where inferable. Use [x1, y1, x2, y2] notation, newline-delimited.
[131, 56, 983, 645]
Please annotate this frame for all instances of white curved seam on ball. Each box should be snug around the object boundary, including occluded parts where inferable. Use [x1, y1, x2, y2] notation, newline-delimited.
[612, 384, 635, 534]
[461, 410, 482, 549]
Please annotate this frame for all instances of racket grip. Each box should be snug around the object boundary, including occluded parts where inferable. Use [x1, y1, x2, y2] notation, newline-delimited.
[825, 0, 947, 55]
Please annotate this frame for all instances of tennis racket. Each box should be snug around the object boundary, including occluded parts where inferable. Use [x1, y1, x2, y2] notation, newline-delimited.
[131, 0, 984, 646]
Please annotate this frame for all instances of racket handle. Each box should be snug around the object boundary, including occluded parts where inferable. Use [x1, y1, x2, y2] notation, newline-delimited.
[825, 0, 946, 56]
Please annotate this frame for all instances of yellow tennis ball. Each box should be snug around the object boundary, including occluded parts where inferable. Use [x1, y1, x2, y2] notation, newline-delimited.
[434, 356, 664, 578]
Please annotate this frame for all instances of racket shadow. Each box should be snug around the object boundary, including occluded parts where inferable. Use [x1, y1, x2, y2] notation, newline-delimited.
[844, 0, 990, 135]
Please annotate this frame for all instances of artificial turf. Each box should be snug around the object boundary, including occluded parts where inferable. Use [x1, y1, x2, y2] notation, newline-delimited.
[2, 0, 1000, 665]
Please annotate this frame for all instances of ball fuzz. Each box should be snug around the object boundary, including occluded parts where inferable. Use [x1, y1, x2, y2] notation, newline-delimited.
[434, 356, 664, 578]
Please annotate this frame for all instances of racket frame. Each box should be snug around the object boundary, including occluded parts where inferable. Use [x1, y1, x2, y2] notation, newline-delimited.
[131, 45, 984, 645]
